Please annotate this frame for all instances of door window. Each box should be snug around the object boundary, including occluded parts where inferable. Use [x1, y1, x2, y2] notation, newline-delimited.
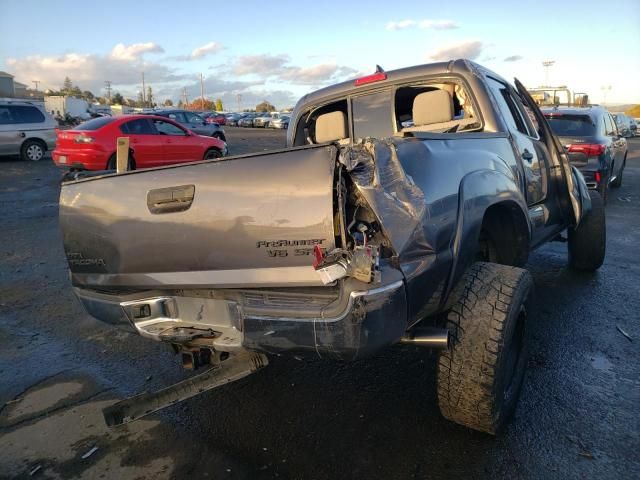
[4, 106, 45, 124]
[185, 112, 204, 123]
[154, 120, 187, 136]
[0, 106, 15, 124]
[486, 77, 524, 133]
[167, 112, 186, 123]
[120, 118, 156, 135]
[351, 90, 392, 140]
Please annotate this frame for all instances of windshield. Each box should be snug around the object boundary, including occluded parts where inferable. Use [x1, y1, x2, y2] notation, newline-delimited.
[544, 114, 595, 136]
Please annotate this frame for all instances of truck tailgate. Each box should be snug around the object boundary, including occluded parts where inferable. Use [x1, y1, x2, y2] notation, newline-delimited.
[60, 145, 337, 289]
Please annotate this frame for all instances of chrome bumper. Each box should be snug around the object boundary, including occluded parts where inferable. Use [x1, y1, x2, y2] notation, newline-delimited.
[73, 273, 407, 359]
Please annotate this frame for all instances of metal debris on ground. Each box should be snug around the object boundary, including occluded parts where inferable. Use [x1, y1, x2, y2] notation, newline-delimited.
[81, 446, 98, 459]
[29, 465, 42, 476]
[616, 325, 633, 342]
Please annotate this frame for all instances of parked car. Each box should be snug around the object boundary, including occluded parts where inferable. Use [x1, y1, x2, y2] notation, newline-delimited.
[0, 100, 57, 161]
[543, 106, 627, 201]
[152, 109, 226, 141]
[202, 112, 227, 125]
[628, 117, 637, 136]
[52, 115, 227, 170]
[612, 113, 633, 138]
[59, 59, 603, 435]
[225, 113, 244, 126]
[269, 115, 290, 129]
[237, 113, 259, 127]
[253, 112, 277, 128]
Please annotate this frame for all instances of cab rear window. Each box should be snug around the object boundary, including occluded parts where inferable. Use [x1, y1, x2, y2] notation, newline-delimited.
[544, 114, 595, 136]
[75, 117, 116, 131]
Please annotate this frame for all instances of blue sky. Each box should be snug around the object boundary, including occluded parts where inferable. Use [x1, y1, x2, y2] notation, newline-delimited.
[1, 0, 639, 108]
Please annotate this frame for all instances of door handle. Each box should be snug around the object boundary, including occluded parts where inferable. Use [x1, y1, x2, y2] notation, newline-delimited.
[522, 149, 534, 161]
[147, 185, 195, 214]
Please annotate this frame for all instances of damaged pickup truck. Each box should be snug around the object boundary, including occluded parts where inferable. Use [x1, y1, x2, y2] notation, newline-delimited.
[59, 60, 605, 434]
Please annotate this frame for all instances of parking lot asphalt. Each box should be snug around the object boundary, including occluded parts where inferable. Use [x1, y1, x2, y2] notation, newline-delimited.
[0, 131, 638, 480]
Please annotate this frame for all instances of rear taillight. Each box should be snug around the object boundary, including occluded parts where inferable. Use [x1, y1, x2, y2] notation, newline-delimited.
[595, 171, 602, 183]
[74, 134, 94, 144]
[567, 144, 605, 156]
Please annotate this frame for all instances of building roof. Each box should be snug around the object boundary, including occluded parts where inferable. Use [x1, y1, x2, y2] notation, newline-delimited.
[0, 71, 15, 78]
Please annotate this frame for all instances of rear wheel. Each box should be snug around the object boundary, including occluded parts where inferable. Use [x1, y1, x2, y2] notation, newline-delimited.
[21, 140, 45, 161]
[437, 262, 532, 434]
[568, 190, 606, 271]
[106, 153, 136, 171]
[203, 148, 222, 160]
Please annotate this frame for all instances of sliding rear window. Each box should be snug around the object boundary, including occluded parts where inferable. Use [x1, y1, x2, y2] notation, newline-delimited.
[543, 114, 595, 136]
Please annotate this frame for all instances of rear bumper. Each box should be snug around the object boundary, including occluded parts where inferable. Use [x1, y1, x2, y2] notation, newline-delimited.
[72, 274, 407, 360]
[53, 148, 107, 170]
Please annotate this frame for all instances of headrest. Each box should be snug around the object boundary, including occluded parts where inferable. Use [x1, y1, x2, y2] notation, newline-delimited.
[315, 111, 348, 143]
[413, 90, 454, 126]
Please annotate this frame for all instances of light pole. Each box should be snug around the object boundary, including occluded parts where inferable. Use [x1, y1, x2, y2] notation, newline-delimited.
[542, 60, 555, 86]
[32, 80, 40, 91]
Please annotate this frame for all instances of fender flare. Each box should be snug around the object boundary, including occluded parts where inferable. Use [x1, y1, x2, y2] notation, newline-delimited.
[442, 168, 531, 307]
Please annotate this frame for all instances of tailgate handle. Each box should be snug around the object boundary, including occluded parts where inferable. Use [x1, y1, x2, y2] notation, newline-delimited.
[147, 185, 195, 214]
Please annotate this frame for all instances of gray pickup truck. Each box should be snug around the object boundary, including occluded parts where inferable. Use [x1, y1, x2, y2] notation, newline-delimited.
[59, 59, 604, 434]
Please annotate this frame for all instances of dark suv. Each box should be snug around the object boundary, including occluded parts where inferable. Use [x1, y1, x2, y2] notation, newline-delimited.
[542, 106, 627, 201]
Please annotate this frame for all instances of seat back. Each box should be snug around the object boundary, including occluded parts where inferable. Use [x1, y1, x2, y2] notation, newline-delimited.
[412, 90, 454, 127]
[315, 111, 348, 143]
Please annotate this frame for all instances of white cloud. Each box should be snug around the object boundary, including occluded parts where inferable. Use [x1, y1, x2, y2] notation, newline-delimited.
[428, 41, 484, 61]
[419, 19, 458, 30]
[191, 42, 223, 59]
[109, 42, 163, 61]
[386, 19, 458, 31]
[233, 54, 290, 76]
[385, 20, 416, 30]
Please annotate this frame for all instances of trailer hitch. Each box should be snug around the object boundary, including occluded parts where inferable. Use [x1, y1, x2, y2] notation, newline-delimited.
[102, 351, 268, 427]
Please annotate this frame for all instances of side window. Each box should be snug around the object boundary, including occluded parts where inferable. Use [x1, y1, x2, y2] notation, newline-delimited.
[12, 106, 45, 124]
[486, 77, 526, 134]
[0, 106, 14, 124]
[607, 115, 618, 136]
[120, 119, 156, 135]
[167, 112, 186, 123]
[293, 99, 348, 146]
[185, 112, 203, 123]
[351, 90, 392, 140]
[154, 120, 187, 136]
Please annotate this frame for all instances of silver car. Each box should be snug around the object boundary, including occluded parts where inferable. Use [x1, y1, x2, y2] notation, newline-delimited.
[0, 100, 57, 161]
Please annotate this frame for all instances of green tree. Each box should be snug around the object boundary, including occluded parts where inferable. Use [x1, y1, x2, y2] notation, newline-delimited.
[163, 99, 174, 107]
[62, 76, 73, 93]
[215, 98, 224, 111]
[112, 92, 125, 105]
[255, 100, 275, 112]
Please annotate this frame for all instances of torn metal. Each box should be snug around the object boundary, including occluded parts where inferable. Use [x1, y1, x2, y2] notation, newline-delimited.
[338, 139, 431, 261]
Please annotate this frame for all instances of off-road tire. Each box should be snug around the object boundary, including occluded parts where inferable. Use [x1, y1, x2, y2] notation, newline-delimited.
[21, 139, 45, 161]
[610, 157, 625, 188]
[438, 262, 532, 435]
[568, 190, 606, 271]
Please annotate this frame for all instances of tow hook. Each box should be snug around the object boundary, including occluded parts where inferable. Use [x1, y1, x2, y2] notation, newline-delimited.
[102, 351, 268, 427]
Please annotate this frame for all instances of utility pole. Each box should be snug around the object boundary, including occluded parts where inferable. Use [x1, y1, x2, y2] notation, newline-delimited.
[32, 80, 40, 91]
[236, 93, 242, 112]
[200, 73, 205, 108]
[542, 60, 555, 86]
[182, 88, 189, 107]
[104, 80, 112, 104]
[141, 72, 146, 107]
[601, 85, 611, 105]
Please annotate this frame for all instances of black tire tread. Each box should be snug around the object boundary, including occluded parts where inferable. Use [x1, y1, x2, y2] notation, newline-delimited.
[437, 262, 532, 434]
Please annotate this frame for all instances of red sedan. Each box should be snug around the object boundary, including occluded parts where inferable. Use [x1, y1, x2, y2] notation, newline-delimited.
[204, 112, 226, 125]
[52, 115, 227, 171]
